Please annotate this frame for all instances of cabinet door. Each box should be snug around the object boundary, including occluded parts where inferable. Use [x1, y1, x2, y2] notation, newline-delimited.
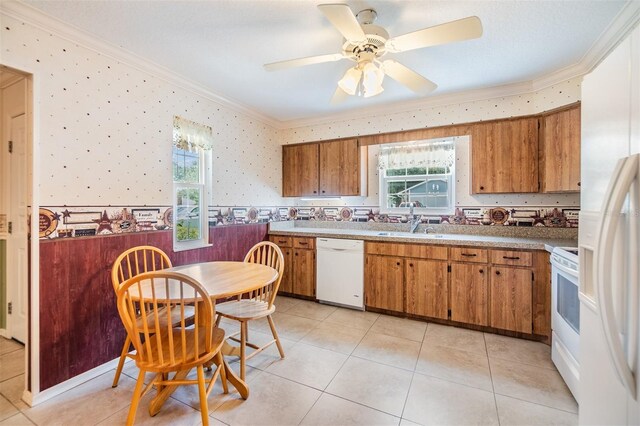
[282, 144, 319, 197]
[364, 255, 404, 312]
[490, 267, 533, 333]
[471, 117, 539, 193]
[319, 138, 360, 196]
[293, 248, 315, 297]
[405, 259, 448, 319]
[278, 247, 294, 294]
[450, 263, 489, 326]
[540, 106, 581, 192]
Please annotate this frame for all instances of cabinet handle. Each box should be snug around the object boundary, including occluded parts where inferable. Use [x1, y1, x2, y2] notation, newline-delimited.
[278, 240, 287, 244]
[298, 242, 308, 245]
[461, 253, 477, 257]
[502, 256, 520, 260]
[322, 190, 326, 193]
[480, 186, 485, 190]
[495, 270, 501, 275]
[295, 253, 298, 256]
[409, 263, 413, 267]
[313, 190, 317, 193]
[479, 269, 484, 274]
[578, 182, 581, 187]
[396, 262, 400, 266]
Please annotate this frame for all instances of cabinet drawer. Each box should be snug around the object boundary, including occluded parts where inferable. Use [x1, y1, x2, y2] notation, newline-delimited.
[365, 242, 447, 260]
[490, 250, 533, 267]
[293, 237, 315, 249]
[269, 235, 292, 248]
[450, 247, 488, 263]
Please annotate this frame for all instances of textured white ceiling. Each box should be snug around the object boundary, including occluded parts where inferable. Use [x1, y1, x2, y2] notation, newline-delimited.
[23, 0, 627, 122]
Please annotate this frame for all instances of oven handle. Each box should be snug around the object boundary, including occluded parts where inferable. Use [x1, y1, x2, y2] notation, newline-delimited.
[595, 154, 638, 399]
[550, 259, 578, 279]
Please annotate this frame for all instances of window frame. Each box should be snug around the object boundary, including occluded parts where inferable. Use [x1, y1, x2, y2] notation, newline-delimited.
[378, 142, 456, 216]
[172, 145, 212, 252]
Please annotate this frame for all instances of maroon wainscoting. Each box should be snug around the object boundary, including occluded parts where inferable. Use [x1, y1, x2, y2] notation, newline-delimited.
[38, 224, 268, 391]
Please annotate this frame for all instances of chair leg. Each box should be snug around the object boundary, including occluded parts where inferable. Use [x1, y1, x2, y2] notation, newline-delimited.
[112, 335, 132, 388]
[240, 321, 247, 381]
[267, 315, 285, 359]
[217, 351, 229, 394]
[126, 369, 146, 426]
[215, 314, 222, 327]
[197, 365, 209, 426]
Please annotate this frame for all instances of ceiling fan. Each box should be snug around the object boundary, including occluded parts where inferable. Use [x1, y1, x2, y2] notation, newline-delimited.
[264, 4, 483, 103]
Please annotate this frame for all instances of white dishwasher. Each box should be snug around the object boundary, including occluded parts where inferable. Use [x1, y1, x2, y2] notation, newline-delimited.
[316, 238, 364, 310]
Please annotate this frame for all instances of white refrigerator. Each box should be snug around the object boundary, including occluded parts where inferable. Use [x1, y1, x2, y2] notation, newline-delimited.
[579, 23, 640, 425]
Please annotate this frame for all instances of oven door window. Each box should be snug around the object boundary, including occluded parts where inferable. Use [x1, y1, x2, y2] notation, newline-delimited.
[557, 273, 580, 333]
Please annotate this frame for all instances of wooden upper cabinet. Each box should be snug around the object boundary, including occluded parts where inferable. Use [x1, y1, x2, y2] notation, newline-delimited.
[282, 139, 365, 197]
[471, 117, 539, 193]
[539, 105, 581, 193]
[282, 143, 319, 197]
[319, 138, 361, 196]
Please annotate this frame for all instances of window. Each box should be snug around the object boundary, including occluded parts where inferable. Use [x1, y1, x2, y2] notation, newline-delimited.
[172, 116, 213, 251]
[379, 138, 456, 214]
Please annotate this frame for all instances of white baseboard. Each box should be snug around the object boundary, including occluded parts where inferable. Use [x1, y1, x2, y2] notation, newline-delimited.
[26, 355, 133, 407]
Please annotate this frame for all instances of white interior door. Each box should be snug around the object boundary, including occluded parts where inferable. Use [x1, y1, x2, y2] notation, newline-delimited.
[7, 113, 28, 343]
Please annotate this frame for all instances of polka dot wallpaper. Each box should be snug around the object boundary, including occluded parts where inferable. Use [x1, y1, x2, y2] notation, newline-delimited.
[1, 14, 283, 207]
[2, 11, 580, 214]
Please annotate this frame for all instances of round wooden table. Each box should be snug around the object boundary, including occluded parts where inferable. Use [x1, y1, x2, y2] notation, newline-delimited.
[145, 261, 278, 415]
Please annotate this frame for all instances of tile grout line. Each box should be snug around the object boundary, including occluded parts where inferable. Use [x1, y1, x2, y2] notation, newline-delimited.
[484, 332, 502, 426]
[398, 321, 430, 423]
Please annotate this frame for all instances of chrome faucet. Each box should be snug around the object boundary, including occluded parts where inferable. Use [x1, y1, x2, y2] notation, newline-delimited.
[408, 202, 421, 233]
[424, 226, 436, 234]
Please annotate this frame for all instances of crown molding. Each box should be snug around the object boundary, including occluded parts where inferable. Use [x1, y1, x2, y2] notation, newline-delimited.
[0, 1, 283, 129]
[2, 0, 639, 131]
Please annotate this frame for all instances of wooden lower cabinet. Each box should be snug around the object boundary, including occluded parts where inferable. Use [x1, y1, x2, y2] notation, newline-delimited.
[490, 266, 533, 334]
[364, 255, 404, 312]
[405, 259, 448, 319]
[279, 247, 294, 293]
[292, 248, 315, 297]
[450, 263, 489, 326]
[269, 235, 316, 298]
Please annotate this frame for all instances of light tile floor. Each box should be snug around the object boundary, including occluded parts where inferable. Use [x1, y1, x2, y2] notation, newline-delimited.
[0, 296, 578, 425]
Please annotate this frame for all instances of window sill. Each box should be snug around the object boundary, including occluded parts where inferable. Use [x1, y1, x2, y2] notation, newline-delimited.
[173, 241, 213, 253]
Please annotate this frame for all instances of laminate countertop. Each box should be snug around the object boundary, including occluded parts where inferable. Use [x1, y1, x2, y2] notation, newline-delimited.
[269, 227, 578, 251]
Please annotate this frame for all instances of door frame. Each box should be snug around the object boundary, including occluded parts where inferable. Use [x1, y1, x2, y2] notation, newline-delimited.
[1, 59, 40, 406]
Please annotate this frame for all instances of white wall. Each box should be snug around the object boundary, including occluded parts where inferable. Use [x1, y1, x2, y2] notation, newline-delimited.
[283, 79, 582, 208]
[0, 13, 283, 207]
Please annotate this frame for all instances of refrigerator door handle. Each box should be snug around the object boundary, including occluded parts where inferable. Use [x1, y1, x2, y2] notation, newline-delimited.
[595, 154, 639, 399]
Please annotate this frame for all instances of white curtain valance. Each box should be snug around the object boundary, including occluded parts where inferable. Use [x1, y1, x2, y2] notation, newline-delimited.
[378, 139, 455, 170]
[173, 116, 213, 151]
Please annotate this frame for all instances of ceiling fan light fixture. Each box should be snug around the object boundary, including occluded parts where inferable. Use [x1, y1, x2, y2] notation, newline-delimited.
[362, 61, 384, 97]
[338, 67, 363, 95]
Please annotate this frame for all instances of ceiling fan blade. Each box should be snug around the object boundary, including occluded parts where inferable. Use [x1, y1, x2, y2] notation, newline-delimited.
[264, 53, 346, 71]
[330, 86, 349, 105]
[382, 60, 437, 95]
[318, 4, 367, 43]
[386, 16, 483, 53]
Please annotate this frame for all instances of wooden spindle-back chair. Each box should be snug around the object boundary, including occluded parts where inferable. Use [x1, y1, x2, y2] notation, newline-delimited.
[215, 241, 285, 379]
[110, 246, 195, 388]
[116, 271, 226, 426]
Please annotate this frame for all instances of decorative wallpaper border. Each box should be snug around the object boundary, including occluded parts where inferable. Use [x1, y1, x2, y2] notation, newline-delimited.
[36, 205, 579, 239]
